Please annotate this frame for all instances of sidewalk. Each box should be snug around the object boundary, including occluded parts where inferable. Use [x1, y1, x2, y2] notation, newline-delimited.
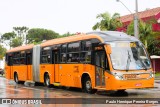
[154, 79, 160, 89]
[155, 76, 160, 80]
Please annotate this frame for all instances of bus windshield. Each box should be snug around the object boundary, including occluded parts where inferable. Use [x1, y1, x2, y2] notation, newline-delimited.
[109, 41, 151, 70]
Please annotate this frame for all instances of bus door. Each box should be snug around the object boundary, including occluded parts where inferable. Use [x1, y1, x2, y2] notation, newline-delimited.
[8, 56, 13, 79]
[26, 53, 32, 80]
[52, 50, 59, 82]
[94, 51, 106, 87]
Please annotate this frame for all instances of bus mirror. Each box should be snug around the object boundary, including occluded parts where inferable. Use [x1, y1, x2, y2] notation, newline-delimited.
[105, 45, 112, 54]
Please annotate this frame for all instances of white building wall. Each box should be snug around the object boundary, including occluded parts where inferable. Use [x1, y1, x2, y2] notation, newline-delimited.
[0, 57, 5, 69]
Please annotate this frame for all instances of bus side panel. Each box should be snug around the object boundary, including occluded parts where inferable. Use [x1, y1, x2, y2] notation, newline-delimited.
[27, 65, 33, 81]
[58, 64, 95, 88]
[12, 65, 27, 81]
[39, 64, 54, 83]
[5, 65, 11, 79]
[55, 64, 59, 82]
[59, 64, 70, 86]
[82, 64, 96, 88]
[59, 64, 84, 87]
[73, 64, 83, 88]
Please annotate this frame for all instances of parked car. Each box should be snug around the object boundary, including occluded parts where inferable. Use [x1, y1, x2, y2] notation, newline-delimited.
[0, 68, 4, 76]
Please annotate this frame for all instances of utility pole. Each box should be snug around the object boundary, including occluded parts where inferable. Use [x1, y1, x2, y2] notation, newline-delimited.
[134, 0, 139, 39]
[116, 0, 139, 39]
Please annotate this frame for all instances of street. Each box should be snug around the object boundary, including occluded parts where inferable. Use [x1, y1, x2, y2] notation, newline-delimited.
[0, 76, 160, 107]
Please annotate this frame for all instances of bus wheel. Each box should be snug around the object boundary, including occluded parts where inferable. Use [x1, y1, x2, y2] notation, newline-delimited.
[84, 77, 97, 94]
[44, 74, 50, 87]
[14, 73, 19, 84]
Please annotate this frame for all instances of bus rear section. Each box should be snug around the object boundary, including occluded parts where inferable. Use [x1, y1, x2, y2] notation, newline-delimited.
[5, 45, 34, 83]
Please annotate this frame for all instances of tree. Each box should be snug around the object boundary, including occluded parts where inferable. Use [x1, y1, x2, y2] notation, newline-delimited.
[92, 12, 122, 31]
[1, 32, 16, 49]
[13, 26, 29, 44]
[139, 21, 153, 48]
[127, 20, 153, 48]
[147, 37, 160, 55]
[0, 45, 6, 60]
[60, 32, 74, 38]
[27, 28, 60, 44]
[11, 37, 23, 48]
[127, 20, 160, 55]
[126, 21, 134, 36]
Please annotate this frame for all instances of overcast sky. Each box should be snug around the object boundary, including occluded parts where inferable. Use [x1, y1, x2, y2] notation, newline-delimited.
[0, 0, 160, 35]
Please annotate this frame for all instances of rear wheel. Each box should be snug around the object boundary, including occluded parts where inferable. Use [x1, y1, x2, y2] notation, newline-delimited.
[44, 74, 50, 87]
[83, 76, 97, 94]
[14, 73, 19, 84]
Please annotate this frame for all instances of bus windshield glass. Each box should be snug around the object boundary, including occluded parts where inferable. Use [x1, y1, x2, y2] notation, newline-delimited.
[109, 41, 151, 70]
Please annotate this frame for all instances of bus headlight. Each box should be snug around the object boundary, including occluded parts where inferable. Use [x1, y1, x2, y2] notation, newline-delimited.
[150, 72, 154, 78]
[115, 75, 123, 80]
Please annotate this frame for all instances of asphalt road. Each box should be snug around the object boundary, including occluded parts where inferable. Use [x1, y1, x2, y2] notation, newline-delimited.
[0, 76, 160, 107]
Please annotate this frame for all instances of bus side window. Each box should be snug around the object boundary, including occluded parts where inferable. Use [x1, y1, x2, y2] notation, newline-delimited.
[80, 52, 91, 63]
[13, 52, 20, 65]
[67, 42, 80, 63]
[20, 52, 26, 65]
[81, 40, 92, 51]
[61, 54, 66, 63]
[60, 44, 67, 63]
[41, 49, 51, 64]
[105, 55, 109, 70]
[8, 54, 13, 66]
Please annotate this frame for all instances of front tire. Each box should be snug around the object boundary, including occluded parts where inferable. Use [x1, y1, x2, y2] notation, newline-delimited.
[84, 76, 97, 94]
[44, 74, 50, 87]
[14, 73, 19, 84]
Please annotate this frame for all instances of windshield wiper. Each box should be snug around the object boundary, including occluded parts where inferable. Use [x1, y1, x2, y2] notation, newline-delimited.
[139, 58, 147, 70]
[126, 50, 131, 72]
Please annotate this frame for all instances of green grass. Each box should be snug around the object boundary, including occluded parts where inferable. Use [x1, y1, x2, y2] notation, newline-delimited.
[155, 72, 160, 77]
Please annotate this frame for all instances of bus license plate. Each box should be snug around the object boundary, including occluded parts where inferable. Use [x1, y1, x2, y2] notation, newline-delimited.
[124, 74, 137, 80]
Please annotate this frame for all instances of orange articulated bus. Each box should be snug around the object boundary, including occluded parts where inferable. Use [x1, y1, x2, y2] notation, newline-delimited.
[5, 31, 154, 93]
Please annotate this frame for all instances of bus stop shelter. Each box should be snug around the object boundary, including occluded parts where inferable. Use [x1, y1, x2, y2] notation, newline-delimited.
[150, 55, 160, 73]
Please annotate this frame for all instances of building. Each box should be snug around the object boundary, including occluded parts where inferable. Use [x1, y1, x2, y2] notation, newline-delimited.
[117, 7, 160, 72]
[117, 7, 160, 32]
[0, 57, 5, 69]
[150, 55, 160, 72]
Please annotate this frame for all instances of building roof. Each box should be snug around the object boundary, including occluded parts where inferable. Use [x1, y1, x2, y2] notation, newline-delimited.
[150, 55, 160, 59]
[120, 7, 160, 23]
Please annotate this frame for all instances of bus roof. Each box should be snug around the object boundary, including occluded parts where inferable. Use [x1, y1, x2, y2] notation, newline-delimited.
[87, 31, 139, 42]
[41, 33, 104, 47]
[7, 31, 139, 53]
[7, 44, 34, 53]
[41, 31, 139, 47]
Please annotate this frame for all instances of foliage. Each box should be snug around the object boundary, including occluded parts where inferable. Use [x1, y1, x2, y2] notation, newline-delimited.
[27, 28, 60, 44]
[127, 20, 160, 55]
[126, 21, 134, 36]
[13, 26, 29, 37]
[1, 32, 16, 48]
[1, 32, 16, 40]
[60, 32, 74, 38]
[92, 12, 122, 31]
[11, 37, 23, 48]
[13, 26, 29, 44]
[147, 36, 160, 55]
[139, 21, 153, 47]
[0, 45, 6, 60]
